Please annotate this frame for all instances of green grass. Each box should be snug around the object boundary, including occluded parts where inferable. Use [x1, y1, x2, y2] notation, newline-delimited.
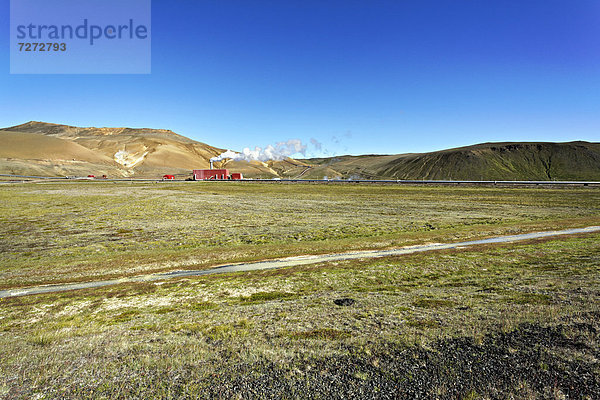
[0, 182, 599, 397]
[289, 328, 351, 340]
[0, 233, 599, 398]
[0, 182, 599, 288]
[238, 291, 297, 304]
[413, 298, 457, 308]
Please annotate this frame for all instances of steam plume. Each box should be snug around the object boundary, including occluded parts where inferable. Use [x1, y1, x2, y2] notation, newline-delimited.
[211, 139, 307, 163]
[310, 138, 322, 151]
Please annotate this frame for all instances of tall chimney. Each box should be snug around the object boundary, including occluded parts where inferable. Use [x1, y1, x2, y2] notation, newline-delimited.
[210, 160, 213, 169]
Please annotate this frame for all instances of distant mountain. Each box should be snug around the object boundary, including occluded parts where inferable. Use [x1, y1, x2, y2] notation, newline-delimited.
[303, 142, 600, 181]
[0, 121, 301, 178]
[1, 121, 598, 180]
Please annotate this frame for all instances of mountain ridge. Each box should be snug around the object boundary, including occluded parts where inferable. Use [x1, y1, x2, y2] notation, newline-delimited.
[303, 141, 600, 181]
[1, 121, 599, 180]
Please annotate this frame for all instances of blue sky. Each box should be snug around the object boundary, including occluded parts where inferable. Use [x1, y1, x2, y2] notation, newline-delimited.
[1, 0, 599, 157]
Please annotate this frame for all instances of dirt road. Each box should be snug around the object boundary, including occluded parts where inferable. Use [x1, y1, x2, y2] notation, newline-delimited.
[1, 226, 599, 298]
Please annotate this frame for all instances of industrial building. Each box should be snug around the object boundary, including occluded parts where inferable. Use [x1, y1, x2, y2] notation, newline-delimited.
[192, 169, 243, 180]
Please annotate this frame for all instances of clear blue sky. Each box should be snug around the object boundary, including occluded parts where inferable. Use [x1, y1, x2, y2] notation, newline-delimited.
[1, 0, 599, 157]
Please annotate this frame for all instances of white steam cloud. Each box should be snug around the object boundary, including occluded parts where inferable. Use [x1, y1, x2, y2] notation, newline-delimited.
[211, 139, 307, 163]
[310, 138, 322, 151]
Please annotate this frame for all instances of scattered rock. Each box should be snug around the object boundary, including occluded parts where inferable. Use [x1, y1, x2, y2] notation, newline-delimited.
[333, 298, 355, 306]
[192, 319, 600, 399]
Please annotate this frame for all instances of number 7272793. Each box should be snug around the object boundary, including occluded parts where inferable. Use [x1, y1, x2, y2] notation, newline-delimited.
[18, 42, 66, 51]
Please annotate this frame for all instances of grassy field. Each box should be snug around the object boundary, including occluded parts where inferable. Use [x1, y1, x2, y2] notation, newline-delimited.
[1, 182, 600, 399]
[0, 182, 599, 289]
[1, 233, 599, 398]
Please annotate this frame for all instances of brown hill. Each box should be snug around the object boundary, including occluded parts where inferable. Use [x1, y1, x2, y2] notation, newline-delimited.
[0, 121, 284, 178]
[0, 130, 112, 163]
[2, 121, 220, 176]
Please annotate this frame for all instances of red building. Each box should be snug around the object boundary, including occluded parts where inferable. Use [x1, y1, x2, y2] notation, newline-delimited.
[192, 169, 243, 180]
[162, 175, 175, 180]
[193, 169, 229, 180]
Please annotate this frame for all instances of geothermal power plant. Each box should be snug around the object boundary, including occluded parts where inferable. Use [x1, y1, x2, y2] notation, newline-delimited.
[192, 169, 243, 180]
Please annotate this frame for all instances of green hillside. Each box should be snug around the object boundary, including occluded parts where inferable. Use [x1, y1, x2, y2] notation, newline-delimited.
[304, 142, 600, 181]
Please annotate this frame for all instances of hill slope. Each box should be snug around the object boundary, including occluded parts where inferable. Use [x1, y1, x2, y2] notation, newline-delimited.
[1, 122, 599, 180]
[305, 142, 600, 181]
[0, 122, 287, 178]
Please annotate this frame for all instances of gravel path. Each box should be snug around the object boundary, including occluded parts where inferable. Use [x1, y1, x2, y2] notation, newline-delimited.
[2, 225, 599, 298]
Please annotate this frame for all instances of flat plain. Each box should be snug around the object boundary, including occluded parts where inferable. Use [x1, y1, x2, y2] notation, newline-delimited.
[1, 182, 599, 399]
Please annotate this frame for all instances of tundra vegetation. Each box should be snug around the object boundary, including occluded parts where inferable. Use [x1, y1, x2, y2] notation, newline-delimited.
[0, 182, 599, 399]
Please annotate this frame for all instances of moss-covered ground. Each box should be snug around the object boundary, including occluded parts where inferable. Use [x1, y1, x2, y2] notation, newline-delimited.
[1, 182, 598, 288]
[1, 182, 599, 398]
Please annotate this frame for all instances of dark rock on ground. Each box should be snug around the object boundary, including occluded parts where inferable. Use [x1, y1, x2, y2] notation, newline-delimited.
[333, 298, 356, 306]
